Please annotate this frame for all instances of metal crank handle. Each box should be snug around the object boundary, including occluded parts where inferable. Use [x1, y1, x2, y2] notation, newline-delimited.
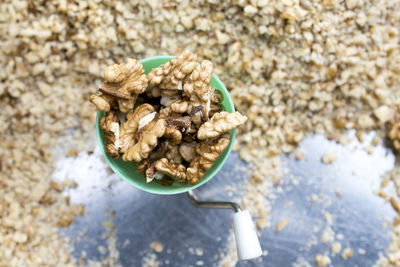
[187, 190, 262, 261]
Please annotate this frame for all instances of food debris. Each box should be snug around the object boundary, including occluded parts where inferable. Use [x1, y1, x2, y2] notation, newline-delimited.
[336, 234, 344, 241]
[275, 218, 289, 232]
[321, 152, 338, 164]
[356, 131, 364, 143]
[331, 242, 342, 255]
[196, 260, 204, 266]
[311, 194, 319, 202]
[143, 252, 159, 267]
[256, 218, 266, 230]
[195, 248, 204, 257]
[150, 241, 164, 253]
[315, 254, 331, 267]
[390, 198, 400, 214]
[321, 228, 335, 243]
[324, 213, 333, 225]
[341, 247, 354, 259]
[365, 145, 374, 155]
[122, 240, 130, 248]
[295, 150, 305, 161]
[1, 0, 399, 265]
[371, 135, 381, 147]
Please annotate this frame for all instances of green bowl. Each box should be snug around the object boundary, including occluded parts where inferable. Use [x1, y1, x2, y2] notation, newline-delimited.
[96, 56, 235, 195]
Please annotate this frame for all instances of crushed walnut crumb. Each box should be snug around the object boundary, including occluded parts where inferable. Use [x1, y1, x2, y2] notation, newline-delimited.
[275, 218, 289, 232]
[321, 152, 338, 164]
[150, 241, 164, 253]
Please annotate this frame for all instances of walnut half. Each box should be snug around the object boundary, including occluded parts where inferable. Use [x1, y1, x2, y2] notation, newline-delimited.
[119, 103, 155, 153]
[147, 50, 197, 90]
[89, 93, 117, 112]
[97, 58, 148, 113]
[99, 110, 121, 159]
[197, 111, 247, 140]
[123, 118, 166, 162]
[154, 158, 187, 182]
[187, 134, 230, 184]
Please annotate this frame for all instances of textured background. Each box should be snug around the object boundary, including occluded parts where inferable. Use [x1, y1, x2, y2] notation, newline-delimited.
[52, 132, 396, 266]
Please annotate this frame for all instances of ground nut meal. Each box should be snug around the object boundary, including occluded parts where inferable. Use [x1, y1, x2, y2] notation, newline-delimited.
[1, 0, 400, 266]
[90, 50, 247, 185]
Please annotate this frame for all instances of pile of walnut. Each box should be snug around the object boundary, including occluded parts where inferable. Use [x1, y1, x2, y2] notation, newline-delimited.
[90, 51, 247, 185]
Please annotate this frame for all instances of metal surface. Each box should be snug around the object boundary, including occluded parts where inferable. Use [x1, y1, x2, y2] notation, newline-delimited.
[52, 131, 396, 266]
[187, 190, 242, 213]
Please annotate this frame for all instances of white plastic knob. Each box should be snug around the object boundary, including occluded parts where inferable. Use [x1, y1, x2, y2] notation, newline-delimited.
[232, 210, 262, 261]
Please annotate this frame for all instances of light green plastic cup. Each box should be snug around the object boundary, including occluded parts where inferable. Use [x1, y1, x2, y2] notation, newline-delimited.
[96, 56, 235, 195]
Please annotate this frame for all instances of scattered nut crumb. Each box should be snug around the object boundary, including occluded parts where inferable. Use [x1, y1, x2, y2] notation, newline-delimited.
[371, 135, 381, 146]
[331, 242, 342, 255]
[275, 218, 289, 232]
[324, 213, 333, 225]
[315, 254, 331, 267]
[341, 247, 353, 259]
[336, 234, 344, 240]
[358, 248, 366, 255]
[356, 131, 364, 143]
[150, 241, 164, 253]
[311, 194, 319, 202]
[295, 150, 305, 161]
[321, 152, 338, 164]
[365, 145, 374, 155]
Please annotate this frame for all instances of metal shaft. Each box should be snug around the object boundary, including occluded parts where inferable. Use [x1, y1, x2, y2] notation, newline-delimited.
[187, 190, 242, 213]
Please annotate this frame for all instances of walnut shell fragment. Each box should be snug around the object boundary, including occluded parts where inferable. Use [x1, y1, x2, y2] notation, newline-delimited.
[99, 110, 121, 159]
[197, 111, 247, 140]
[147, 50, 197, 90]
[187, 134, 230, 184]
[123, 118, 166, 162]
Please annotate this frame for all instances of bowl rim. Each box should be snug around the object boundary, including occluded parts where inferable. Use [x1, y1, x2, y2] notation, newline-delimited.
[96, 55, 236, 195]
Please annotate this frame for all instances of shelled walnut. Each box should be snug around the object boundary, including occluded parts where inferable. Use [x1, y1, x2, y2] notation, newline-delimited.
[197, 111, 248, 140]
[147, 50, 197, 90]
[184, 60, 214, 121]
[90, 51, 247, 185]
[155, 158, 187, 182]
[89, 93, 117, 112]
[99, 110, 121, 159]
[90, 58, 148, 114]
[123, 117, 166, 162]
[187, 134, 231, 185]
[119, 104, 155, 153]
